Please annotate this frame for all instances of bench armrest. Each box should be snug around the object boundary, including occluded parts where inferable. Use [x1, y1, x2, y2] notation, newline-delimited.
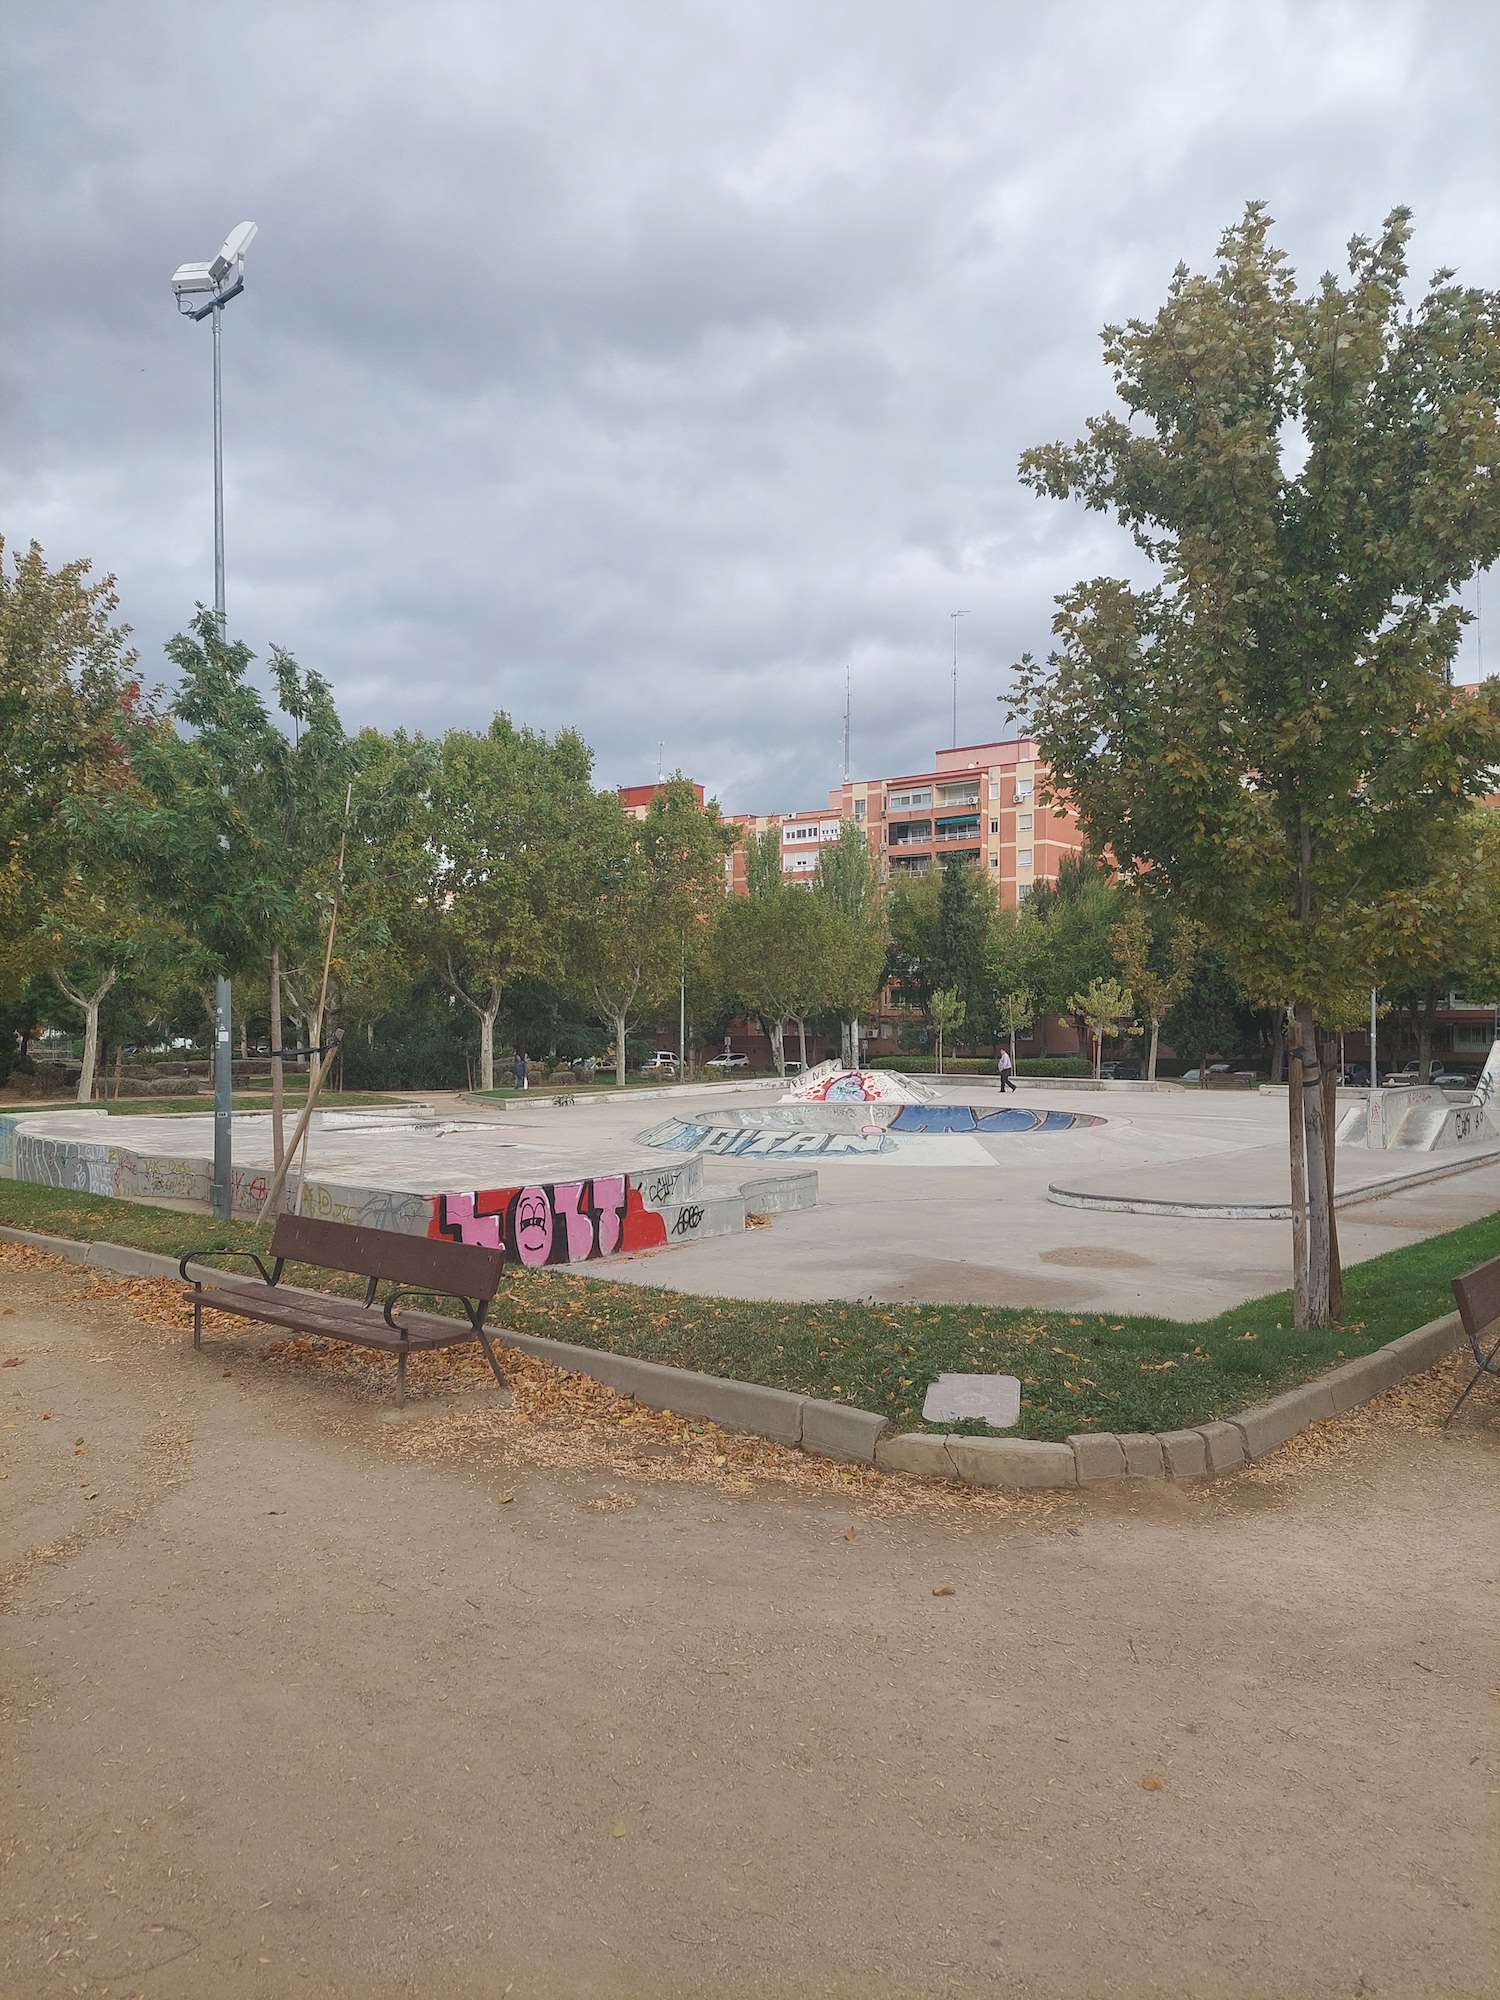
[383, 1287, 487, 1335]
[179, 1246, 281, 1286]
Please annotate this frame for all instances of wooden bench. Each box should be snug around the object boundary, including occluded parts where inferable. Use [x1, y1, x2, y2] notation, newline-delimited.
[1448, 1252, 1500, 1426]
[179, 1214, 507, 1406]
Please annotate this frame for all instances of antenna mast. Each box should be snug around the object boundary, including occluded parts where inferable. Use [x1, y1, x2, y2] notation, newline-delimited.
[843, 666, 851, 786]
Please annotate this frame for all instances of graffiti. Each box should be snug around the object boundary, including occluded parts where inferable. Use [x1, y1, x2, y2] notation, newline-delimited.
[641, 1168, 690, 1206]
[432, 1175, 666, 1265]
[672, 1204, 706, 1235]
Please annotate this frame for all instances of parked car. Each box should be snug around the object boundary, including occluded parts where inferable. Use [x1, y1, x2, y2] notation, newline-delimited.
[642, 1051, 680, 1072]
[704, 1052, 750, 1070]
[1178, 1062, 1235, 1083]
[1385, 1063, 1473, 1088]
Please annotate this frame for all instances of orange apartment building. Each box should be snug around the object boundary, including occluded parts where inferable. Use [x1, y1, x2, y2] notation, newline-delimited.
[727, 736, 1082, 903]
[712, 737, 1086, 1062]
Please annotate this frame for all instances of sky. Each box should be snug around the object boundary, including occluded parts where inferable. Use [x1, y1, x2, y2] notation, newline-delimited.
[4, 1, 1498, 814]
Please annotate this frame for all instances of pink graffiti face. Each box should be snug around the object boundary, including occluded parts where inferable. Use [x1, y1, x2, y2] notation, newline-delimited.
[513, 1187, 553, 1266]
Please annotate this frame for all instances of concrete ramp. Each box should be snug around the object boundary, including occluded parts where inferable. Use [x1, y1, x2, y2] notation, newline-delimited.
[1336, 1089, 1500, 1151]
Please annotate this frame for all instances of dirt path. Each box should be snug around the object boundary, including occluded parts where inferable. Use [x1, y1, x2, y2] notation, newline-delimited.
[2, 1251, 1497, 1999]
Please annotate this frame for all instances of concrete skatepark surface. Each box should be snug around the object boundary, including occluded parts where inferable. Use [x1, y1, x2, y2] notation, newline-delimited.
[2, 1251, 1495, 1999]
[11, 1080, 1500, 1317]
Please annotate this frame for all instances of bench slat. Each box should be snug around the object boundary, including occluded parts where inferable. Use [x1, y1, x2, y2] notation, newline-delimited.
[188, 1287, 474, 1353]
[267, 1213, 503, 1299]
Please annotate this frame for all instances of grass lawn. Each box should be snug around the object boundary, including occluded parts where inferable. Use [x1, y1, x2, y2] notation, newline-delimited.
[0, 1092, 422, 1117]
[0, 1178, 1483, 1440]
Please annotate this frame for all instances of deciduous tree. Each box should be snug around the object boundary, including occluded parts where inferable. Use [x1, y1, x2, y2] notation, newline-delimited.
[1013, 204, 1500, 1323]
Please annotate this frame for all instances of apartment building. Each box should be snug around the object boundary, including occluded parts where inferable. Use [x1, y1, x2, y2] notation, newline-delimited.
[618, 780, 705, 819]
[726, 737, 1083, 904]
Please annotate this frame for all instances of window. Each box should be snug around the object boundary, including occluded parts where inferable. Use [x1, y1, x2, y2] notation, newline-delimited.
[989, 819, 999, 835]
[888, 787, 932, 812]
[1017, 882, 1033, 903]
[1018, 849, 1033, 871]
[989, 780, 1000, 800]
[853, 798, 866, 821]
[1015, 778, 1033, 802]
[1018, 813, 1032, 832]
[990, 855, 999, 869]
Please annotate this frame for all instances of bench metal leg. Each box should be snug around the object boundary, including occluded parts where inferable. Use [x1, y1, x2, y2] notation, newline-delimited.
[474, 1324, 508, 1392]
[1444, 1329, 1500, 1427]
[396, 1344, 407, 1408]
[193, 1292, 202, 1351]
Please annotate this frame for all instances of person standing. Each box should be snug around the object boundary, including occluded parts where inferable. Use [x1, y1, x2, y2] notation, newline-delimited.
[997, 1046, 1017, 1094]
[512, 1049, 529, 1091]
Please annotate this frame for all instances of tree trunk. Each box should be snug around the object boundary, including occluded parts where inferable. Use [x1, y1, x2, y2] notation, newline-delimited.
[1093, 1028, 1103, 1081]
[111, 1044, 123, 1101]
[1320, 1025, 1344, 1320]
[52, 967, 117, 1105]
[614, 1010, 628, 1087]
[1269, 1017, 1286, 1085]
[796, 1017, 808, 1071]
[935, 1026, 943, 1076]
[1293, 1002, 1331, 1326]
[480, 1007, 499, 1092]
[1147, 1018, 1160, 1082]
[1288, 1017, 1310, 1327]
[269, 943, 286, 1175]
[768, 1019, 786, 1078]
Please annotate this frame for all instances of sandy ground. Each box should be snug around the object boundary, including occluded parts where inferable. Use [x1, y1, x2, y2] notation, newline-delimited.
[2, 1247, 1498, 2000]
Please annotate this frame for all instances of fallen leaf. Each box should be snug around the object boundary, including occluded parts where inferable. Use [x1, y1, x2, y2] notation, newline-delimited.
[499, 1493, 515, 1504]
[612, 1822, 627, 1838]
[932, 1585, 955, 1597]
[1, 1356, 19, 1365]
[1141, 1773, 1164, 1791]
[843, 1527, 856, 1541]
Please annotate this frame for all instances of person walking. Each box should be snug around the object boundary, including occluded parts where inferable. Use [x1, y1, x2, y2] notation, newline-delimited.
[512, 1049, 529, 1091]
[997, 1046, 1017, 1094]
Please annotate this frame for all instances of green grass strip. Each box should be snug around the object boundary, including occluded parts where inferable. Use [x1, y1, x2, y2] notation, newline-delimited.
[0, 1178, 1481, 1440]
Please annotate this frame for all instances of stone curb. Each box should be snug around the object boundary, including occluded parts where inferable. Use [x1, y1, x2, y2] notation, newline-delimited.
[0, 1225, 1467, 1482]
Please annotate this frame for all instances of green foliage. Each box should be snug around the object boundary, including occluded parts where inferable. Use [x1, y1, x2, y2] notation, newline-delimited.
[1013, 202, 1500, 1019]
[570, 777, 737, 1083]
[0, 537, 138, 994]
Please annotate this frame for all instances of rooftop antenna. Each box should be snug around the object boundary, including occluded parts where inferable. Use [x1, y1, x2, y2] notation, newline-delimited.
[657, 740, 663, 783]
[843, 665, 851, 785]
[950, 610, 969, 746]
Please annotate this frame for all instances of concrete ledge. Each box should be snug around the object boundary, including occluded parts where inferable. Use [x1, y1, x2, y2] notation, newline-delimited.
[1229, 1381, 1337, 1459]
[800, 1399, 888, 1463]
[1319, 1345, 1410, 1414]
[1068, 1431, 1127, 1482]
[875, 1432, 956, 1477]
[496, 1328, 807, 1444]
[739, 1171, 820, 1217]
[945, 1438, 1077, 1488]
[1159, 1429, 1209, 1479]
[1119, 1432, 1166, 1477]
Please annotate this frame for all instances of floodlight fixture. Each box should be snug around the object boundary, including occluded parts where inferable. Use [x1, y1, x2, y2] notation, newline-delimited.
[170, 220, 258, 628]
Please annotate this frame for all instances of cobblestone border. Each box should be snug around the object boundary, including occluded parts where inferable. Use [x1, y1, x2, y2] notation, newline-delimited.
[0, 1224, 1463, 1482]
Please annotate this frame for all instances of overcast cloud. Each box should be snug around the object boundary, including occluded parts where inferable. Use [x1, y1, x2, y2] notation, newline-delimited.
[4, 1, 1498, 810]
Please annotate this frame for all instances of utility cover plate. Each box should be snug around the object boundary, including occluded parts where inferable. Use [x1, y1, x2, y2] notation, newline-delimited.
[922, 1372, 1021, 1429]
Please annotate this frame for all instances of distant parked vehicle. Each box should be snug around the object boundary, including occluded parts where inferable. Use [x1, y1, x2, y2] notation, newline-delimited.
[705, 1052, 750, 1070]
[1385, 1062, 1473, 1088]
[642, 1051, 680, 1072]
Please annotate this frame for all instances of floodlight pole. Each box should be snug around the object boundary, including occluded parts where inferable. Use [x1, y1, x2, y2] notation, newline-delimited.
[211, 976, 233, 1219]
[212, 301, 226, 622]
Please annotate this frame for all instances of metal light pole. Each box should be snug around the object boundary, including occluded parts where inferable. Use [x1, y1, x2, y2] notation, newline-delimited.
[172, 224, 257, 1220]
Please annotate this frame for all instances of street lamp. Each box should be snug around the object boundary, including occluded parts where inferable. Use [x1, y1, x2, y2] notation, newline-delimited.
[172, 220, 257, 624]
[172, 221, 256, 1218]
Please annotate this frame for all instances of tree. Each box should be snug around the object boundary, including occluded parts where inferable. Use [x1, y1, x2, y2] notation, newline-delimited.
[929, 987, 966, 1076]
[1110, 905, 1202, 1080]
[404, 718, 597, 1091]
[0, 538, 137, 998]
[1068, 976, 1134, 1079]
[816, 821, 888, 1066]
[572, 778, 736, 1085]
[1024, 854, 1123, 1045]
[1381, 812, 1500, 1081]
[1013, 204, 1500, 1325]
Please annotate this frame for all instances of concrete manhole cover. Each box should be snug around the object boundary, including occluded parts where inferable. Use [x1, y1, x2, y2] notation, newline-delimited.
[921, 1373, 1022, 1428]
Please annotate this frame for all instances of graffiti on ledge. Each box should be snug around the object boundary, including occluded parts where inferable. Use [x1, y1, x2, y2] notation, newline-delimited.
[432, 1176, 668, 1265]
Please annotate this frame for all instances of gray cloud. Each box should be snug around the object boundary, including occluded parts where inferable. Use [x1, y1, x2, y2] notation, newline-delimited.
[4, 0, 1498, 808]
